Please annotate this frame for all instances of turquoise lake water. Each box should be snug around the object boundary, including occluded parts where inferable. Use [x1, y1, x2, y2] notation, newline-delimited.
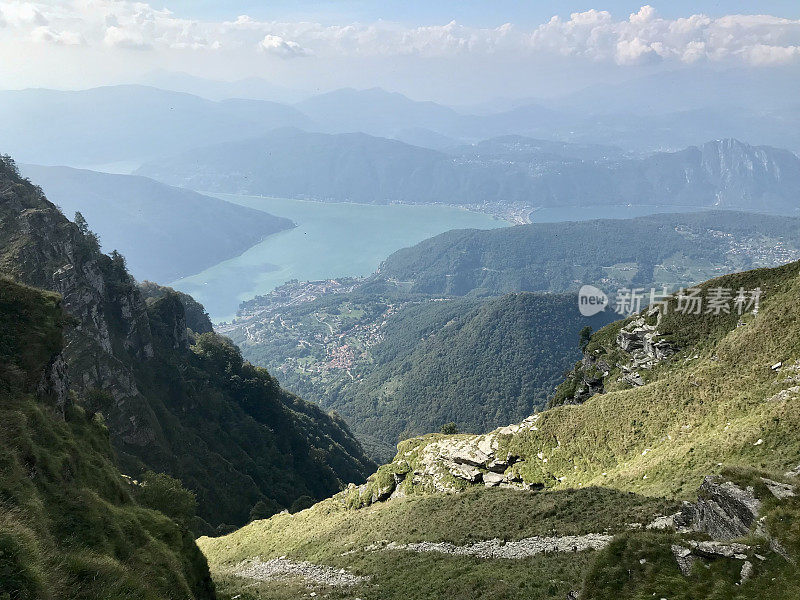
[169, 195, 508, 321]
[169, 197, 703, 322]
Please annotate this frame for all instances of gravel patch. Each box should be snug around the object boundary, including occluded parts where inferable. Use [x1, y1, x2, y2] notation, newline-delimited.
[366, 533, 613, 559]
[233, 557, 370, 587]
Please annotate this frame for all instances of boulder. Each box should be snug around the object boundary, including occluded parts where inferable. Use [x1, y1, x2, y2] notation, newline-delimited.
[761, 478, 795, 499]
[681, 476, 762, 540]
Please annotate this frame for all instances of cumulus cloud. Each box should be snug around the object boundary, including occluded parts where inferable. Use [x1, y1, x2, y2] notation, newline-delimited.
[528, 5, 800, 66]
[104, 25, 150, 49]
[0, 2, 47, 27]
[31, 25, 84, 45]
[258, 34, 310, 58]
[0, 2, 799, 67]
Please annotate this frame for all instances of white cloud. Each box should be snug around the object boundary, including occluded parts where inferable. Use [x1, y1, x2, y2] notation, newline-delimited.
[1, 2, 799, 70]
[258, 34, 309, 58]
[31, 25, 84, 45]
[104, 24, 150, 49]
[0, 2, 47, 27]
[527, 5, 800, 66]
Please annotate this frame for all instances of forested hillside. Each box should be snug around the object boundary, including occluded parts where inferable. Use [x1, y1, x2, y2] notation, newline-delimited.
[0, 156, 374, 532]
[226, 210, 800, 460]
[230, 289, 612, 460]
[378, 210, 800, 296]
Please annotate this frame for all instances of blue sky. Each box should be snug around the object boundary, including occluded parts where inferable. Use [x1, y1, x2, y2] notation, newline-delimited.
[159, 1, 800, 26]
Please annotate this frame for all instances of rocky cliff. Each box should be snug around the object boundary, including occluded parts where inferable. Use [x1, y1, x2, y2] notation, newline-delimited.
[0, 156, 375, 530]
[0, 276, 216, 600]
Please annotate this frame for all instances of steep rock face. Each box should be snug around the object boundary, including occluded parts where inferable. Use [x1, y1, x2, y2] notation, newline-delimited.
[0, 174, 153, 401]
[551, 308, 677, 406]
[0, 276, 216, 600]
[698, 139, 800, 209]
[0, 157, 375, 529]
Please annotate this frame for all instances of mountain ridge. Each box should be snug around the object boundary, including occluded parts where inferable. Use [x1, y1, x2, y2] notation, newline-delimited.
[137, 133, 800, 215]
[20, 163, 295, 282]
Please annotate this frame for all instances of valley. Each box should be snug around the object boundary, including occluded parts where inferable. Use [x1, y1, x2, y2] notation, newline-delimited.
[223, 211, 800, 460]
[4, 7, 800, 599]
[203, 257, 800, 600]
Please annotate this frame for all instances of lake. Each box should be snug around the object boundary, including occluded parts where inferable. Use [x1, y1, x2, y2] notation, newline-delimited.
[169, 195, 508, 321]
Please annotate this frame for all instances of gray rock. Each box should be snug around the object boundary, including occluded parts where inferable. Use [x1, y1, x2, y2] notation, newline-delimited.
[234, 557, 369, 587]
[761, 478, 795, 499]
[369, 534, 614, 560]
[671, 544, 697, 576]
[688, 540, 751, 559]
[685, 476, 762, 540]
[739, 560, 754, 584]
[483, 472, 505, 487]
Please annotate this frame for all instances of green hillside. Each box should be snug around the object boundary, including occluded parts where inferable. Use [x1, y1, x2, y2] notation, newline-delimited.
[228, 209, 800, 461]
[0, 156, 374, 532]
[378, 210, 800, 296]
[0, 277, 215, 600]
[202, 260, 800, 600]
[234, 291, 613, 461]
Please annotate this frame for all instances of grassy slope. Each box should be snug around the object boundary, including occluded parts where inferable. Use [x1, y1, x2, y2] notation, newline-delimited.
[0, 277, 215, 600]
[203, 260, 800, 599]
[201, 487, 675, 600]
[359, 261, 800, 502]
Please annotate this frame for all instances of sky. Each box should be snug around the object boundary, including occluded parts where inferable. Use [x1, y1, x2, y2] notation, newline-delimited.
[157, 1, 800, 26]
[1, 1, 800, 103]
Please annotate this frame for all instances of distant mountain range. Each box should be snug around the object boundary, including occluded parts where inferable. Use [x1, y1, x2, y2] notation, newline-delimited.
[137, 132, 800, 215]
[20, 164, 295, 283]
[0, 85, 312, 165]
[296, 87, 463, 138]
[5, 83, 800, 170]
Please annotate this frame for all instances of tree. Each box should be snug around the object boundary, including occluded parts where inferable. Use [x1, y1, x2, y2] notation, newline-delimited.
[110, 250, 127, 273]
[73, 211, 100, 250]
[137, 471, 197, 523]
[579, 326, 593, 352]
[440, 422, 459, 435]
[74, 211, 89, 235]
[249, 498, 282, 522]
[289, 495, 315, 513]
